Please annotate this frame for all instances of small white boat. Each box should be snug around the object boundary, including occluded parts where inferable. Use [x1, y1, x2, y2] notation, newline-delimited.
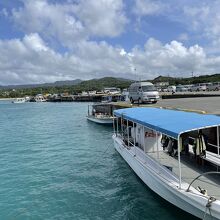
[12, 98, 26, 103]
[112, 107, 220, 219]
[87, 104, 114, 125]
[87, 114, 114, 124]
[35, 95, 46, 102]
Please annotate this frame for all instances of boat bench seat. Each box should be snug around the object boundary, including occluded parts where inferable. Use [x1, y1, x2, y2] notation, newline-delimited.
[188, 145, 220, 167]
[204, 151, 220, 167]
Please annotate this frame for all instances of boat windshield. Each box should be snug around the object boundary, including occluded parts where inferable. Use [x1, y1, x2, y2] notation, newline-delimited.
[142, 85, 157, 92]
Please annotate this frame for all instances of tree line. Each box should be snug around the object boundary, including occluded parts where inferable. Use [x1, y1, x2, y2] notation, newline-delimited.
[1, 74, 220, 98]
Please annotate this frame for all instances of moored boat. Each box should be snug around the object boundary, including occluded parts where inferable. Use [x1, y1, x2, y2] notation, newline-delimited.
[35, 94, 47, 102]
[87, 104, 114, 125]
[12, 98, 26, 103]
[112, 107, 220, 219]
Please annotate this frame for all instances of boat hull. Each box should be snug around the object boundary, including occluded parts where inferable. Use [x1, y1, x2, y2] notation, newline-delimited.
[113, 134, 220, 220]
[87, 116, 113, 125]
[12, 101, 25, 104]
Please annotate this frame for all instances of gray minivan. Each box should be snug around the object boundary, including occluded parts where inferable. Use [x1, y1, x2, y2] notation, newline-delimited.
[128, 82, 160, 104]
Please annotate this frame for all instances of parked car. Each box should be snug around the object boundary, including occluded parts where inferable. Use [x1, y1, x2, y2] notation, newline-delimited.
[162, 88, 168, 92]
[190, 83, 208, 92]
[207, 82, 220, 91]
[156, 87, 162, 92]
[176, 85, 188, 92]
[128, 82, 160, 104]
[184, 85, 193, 91]
[167, 86, 176, 93]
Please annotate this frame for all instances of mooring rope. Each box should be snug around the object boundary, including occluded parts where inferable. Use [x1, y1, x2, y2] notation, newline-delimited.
[202, 196, 216, 220]
[90, 142, 112, 170]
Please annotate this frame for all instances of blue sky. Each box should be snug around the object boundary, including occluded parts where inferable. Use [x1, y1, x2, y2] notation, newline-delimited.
[1, 0, 220, 85]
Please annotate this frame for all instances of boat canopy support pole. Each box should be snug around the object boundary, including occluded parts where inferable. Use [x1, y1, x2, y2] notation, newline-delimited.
[116, 117, 118, 137]
[178, 135, 182, 189]
[156, 132, 159, 159]
[127, 120, 129, 147]
[113, 116, 115, 134]
[133, 122, 136, 156]
[121, 117, 123, 138]
[217, 126, 219, 157]
[143, 126, 146, 153]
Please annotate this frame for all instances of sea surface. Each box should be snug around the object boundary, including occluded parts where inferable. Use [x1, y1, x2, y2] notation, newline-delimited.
[0, 101, 198, 220]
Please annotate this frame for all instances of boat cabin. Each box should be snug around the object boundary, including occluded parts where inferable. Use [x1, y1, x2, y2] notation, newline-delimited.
[88, 104, 113, 117]
[87, 104, 115, 125]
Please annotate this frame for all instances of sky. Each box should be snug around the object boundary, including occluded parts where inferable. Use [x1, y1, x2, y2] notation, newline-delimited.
[1, 0, 220, 85]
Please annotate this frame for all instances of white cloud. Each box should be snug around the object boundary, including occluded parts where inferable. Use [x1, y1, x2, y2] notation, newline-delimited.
[130, 38, 208, 77]
[1, 33, 220, 85]
[23, 33, 48, 52]
[76, 0, 128, 37]
[133, 0, 167, 16]
[181, 1, 220, 50]
[11, 0, 128, 48]
[0, 8, 8, 17]
[11, 0, 86, 48]
[2, 0, 220, 85]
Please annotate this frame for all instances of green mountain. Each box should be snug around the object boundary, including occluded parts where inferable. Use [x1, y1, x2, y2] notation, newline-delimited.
[73, 77, 133, 92]
[152, 74, 220, 85]
[2, 73, 220, 98]
[0, 77, 133, 98]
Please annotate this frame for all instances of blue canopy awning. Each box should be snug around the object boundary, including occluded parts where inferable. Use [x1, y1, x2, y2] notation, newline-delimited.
[114, 107, 220, 139]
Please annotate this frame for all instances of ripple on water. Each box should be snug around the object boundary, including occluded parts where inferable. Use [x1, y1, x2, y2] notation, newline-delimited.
[0, 101, 198, 220]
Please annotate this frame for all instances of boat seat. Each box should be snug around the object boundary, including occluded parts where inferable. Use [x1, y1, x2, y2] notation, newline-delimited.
[204, 151, 220, 167]
[188, 145, 220, 167]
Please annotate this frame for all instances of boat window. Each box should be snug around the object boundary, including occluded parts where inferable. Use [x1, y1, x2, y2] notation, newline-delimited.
[142, 85, 157, 92]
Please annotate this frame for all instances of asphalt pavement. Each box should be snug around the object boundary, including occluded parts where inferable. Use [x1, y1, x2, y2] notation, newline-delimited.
[154, 96, 220, 115]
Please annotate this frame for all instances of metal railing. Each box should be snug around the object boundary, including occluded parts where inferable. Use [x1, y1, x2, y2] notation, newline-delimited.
[186, 171, 220, 192]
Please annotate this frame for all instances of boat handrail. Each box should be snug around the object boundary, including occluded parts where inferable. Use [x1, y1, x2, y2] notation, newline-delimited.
[186, 171, 220, 192]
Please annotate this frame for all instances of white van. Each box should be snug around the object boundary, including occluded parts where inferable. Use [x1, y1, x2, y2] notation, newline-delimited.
[128, 82, 160, 104]
[167, 86, 176, 93]
[207, 82, 220, 91]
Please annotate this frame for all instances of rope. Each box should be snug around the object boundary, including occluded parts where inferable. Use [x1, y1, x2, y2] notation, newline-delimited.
[90, 143, 112, 170]
[202, 196, 216, 220]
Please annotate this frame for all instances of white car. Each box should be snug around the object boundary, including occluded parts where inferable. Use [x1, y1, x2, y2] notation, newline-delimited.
[207, 82, 220, 91]
[176, 85, 188, 92]
[190, 83, 207, 92]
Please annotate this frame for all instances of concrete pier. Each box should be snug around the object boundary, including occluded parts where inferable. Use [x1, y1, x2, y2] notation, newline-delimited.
[112, 96, 220, 115]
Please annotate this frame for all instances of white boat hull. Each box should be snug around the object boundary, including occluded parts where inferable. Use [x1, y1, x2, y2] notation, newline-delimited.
[113, 134, 220, 220]
[12, 101, 25, 104]
[87, 116, 113, 125]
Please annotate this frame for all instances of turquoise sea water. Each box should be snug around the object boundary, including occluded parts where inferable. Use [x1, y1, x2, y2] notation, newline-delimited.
[0, 101, 198, 220]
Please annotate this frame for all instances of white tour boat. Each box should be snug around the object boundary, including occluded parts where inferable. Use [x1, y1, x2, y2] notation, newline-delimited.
[35, 95, 46, 102]
[12, 98, 26, 103]
[112, 107, 220, 219]
[87, 104, 114, 125]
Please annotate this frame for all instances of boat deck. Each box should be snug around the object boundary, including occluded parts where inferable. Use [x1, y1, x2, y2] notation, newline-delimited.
[146, 151, 220, 200]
